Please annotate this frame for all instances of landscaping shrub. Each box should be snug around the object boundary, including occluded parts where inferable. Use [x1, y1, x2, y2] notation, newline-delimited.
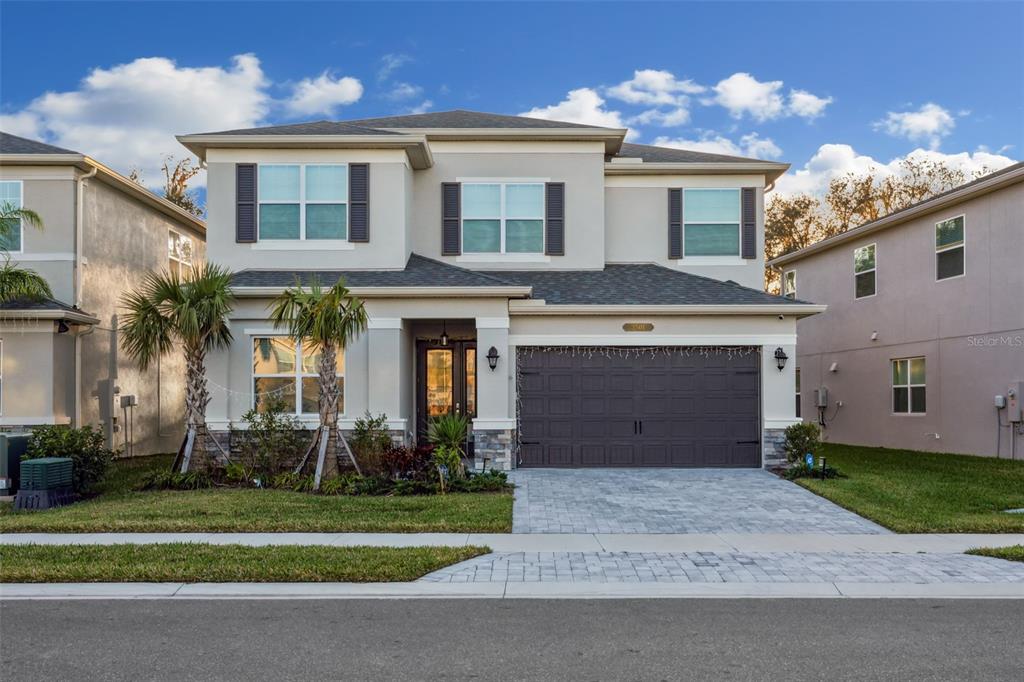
[427, 413, 469, 456]
[781, 462, 843, 480]
[231, 399, 310, 479]
[140, 469, 214, 491]
[783, 422, 822, 464]
[449, 470, 509, 493]
[349, 412, 393, 473]
[25, 424, 116, 493]
[432, 445, 464, 493]
[379, 443, 434, 480]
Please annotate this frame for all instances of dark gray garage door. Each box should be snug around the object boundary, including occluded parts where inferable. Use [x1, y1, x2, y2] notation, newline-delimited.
[517, 347, 761, 468]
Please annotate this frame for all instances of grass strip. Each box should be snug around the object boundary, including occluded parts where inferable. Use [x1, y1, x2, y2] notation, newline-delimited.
[0, 544, 489, 583]
[966, 545, 1024, 563]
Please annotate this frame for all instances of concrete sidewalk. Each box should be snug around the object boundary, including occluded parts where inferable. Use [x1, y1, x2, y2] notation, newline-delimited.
[3, 531, 1023, 553]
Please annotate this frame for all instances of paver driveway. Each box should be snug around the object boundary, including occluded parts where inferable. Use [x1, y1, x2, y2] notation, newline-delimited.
[509, 468, 889, 534]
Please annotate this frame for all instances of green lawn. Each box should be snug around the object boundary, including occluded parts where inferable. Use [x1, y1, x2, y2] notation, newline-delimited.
[796, 443, 1024, 533]
[0, 544, 489, 583]
[0, 454, 513, 533]
[966, 546, 1024, 563]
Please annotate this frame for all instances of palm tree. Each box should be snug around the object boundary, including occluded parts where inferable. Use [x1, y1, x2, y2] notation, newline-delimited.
[0, 202, 52, 302]
[120, 263, 235, 472]
[269, 277, 368, 488]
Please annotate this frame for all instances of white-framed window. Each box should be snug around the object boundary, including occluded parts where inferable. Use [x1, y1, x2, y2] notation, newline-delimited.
[258, 164, 348, 241]
[168, 229, 194, 278]
[854, 243, 876, 299]
[783, 270, 797, 299]
[0, 180, 24, 252]
[794, 366, 801, 418]
[683, 188, 741, 257]
[891, 357, 926, 414]
[461, 182, 545, 254]
[252, 337, 345, 415]
[935, 215, 965, 280]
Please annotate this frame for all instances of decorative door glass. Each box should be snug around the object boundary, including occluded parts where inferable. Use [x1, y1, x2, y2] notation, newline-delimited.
[426, 349, 454, 417]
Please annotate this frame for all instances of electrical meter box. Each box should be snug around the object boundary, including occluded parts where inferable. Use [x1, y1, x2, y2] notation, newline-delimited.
[1008, 383, 1023, 423]
[814, 387, 829, 408]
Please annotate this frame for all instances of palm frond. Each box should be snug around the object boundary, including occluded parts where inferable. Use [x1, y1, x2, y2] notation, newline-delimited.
[0, 202, 44, 247]
[0, 261, 54, 302]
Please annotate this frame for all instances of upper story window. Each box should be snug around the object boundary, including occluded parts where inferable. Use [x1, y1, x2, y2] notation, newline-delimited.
[935, 215, 964, 280]
[168, 229, 194, 277]
[892, 357, 926, 414]
[783, 270, 797, 299]
[854, 243, 876, 298]
[462, 182, 544, 254]
[258, 164, 348, 241]
[0, 181, 24, 252]
[683, 189, 741, 257]
[252, 337, 345, 415]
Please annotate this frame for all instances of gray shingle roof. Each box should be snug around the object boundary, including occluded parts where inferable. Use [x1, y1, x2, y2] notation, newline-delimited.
[0, 296, 87, 312]
[611, 142, 762, 164]
[495, 264, 810, 306]
[0, 132, 79, 155]
[231, 253, 515, 288]
[195, 121, 401, 136]
[343, 110, 610, 130]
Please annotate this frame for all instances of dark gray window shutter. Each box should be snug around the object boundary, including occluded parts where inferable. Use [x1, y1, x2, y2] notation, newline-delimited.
[441, 182, 461, 256]
[668, 188, 682, 259]
[349, 163, 369, 242]
[741, 187, 757, 259]
[545, 182, 565, 256]
[236, 163, 257, 243]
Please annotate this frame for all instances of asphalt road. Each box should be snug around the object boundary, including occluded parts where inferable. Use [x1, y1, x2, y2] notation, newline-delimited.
[2, 599, 1022, 680]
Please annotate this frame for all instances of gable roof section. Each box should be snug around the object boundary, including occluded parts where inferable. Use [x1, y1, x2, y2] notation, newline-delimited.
[0, 132, 79, 155]
[769, 161, 1024, 268]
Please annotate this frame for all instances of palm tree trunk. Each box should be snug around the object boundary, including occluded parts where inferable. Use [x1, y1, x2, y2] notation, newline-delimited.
[182, 343, 214, 472]
[318, 343, 341, 480]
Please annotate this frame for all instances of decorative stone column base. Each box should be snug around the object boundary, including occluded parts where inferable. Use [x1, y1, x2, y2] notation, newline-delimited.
[472, 429, 515, 471]
[762, 428, 788, 468]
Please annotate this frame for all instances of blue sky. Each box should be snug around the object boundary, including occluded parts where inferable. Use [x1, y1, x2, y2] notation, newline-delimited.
[2, 1, 1021, 195]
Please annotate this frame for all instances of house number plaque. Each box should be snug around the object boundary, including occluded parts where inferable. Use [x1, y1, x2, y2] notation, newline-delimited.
[622, 322, 655, 332]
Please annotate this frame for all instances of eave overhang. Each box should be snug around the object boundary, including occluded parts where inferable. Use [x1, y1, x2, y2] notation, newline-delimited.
[604, 161, 790, 184]
[175, 134, 435, 169]
[508, 300, 826, 318]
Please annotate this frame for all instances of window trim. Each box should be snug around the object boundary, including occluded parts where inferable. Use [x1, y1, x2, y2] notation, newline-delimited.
[251, 336, 346, 417]
[168, 228, 194, 278]
[459, 180, 546, 255]
[0, 180, 25, 254]
[853, 242, 877, 300]
[891, 356, 926, 416]
[256, 163, 350, 244]
[682, 188, 742, 259]
[783, 270, 797, 299]
[935, 213, 966, 282]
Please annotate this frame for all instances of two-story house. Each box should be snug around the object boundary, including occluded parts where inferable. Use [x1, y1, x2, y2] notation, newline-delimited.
[178, 110, 823, 471]
[769, 163, 1024, 459]
[0, 132, 207, 456]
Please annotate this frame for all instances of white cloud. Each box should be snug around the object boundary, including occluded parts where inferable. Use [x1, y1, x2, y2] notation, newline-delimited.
[377, 53, 411, 82]
[788, 89, 833, 120]
[627, 107, 690, 127]
[0, 111, 43, 138]
[384, 82, 423, 101]
[708, 72, 786, 121]
[606, 69, 704, 106]
[874, 102, 955, 149]
[520, 88, 635, 137]
[652, 132, 782, 160]
[776, 143, 1015, 196]
[408, 100, 433, 115]
[285, 72, 363, 116]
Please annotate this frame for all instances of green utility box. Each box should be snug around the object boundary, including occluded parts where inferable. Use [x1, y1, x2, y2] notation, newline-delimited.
[20, 457, 74, 489]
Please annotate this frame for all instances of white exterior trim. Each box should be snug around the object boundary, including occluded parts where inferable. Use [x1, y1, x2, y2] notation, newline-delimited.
[367, 317, 403, 329]
[457, 254, 550, 264]
[764, 417, 801, 430]
[0, 416, 72, 426]
[251, 241, 354, 251]
[509, 334, 797, 346]
[508, 301, 826, 316]
[9, 252, 77, 262]
[473, 418, 516, 430]
[678, 256, 747, 266]
[475, 317, 510, 329]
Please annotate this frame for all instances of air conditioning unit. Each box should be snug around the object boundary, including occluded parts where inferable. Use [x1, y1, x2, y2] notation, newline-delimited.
[0, 433, 30, 494]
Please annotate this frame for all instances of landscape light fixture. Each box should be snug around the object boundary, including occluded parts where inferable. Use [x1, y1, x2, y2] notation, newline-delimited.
[774, 347, 788, 371]
[486, 346, 500, 371]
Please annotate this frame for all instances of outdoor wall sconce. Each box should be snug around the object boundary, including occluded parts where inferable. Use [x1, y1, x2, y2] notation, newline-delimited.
[439, 320, 449, 347]
[486, 346, 500, 371]
[774, 347, 788, 372]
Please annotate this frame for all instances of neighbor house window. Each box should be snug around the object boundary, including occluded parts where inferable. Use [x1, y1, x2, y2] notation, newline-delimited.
[854, 243, 876, 298]
[891, 357, 926, 414]
[258, 164, 348, 241]
[935, 215, 964, 280]
[252, 337, 345, 415]
[783, 270, 797, 299]
[683, 188, 740, 257]
[0, 181, 24, 252]
[462, 182, 544, 253]
[168, 229, 194, 277]
[794, 367, 801, 418]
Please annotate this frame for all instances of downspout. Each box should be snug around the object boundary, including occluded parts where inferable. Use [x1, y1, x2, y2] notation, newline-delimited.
[73, 165, 98, 427]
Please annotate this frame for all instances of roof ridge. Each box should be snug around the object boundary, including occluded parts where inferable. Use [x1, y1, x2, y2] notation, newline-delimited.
[406, 252, 516, 285]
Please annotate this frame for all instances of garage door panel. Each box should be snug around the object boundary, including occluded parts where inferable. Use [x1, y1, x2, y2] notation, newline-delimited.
[517, 347, 760, 468]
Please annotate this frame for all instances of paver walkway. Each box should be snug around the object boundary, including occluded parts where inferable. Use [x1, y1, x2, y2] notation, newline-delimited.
[510, 469, 889, 534]
[420, 551, 1024, 585]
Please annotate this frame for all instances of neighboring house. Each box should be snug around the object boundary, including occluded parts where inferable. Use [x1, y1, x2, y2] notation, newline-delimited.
[178, 110, 823, 470]
[0, 132, 207, 456]
[769, 163, 1024, 459]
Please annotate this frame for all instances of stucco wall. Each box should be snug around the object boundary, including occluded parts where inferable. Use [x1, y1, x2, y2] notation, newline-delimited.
[0, 323, 59, 424]
[788, 181, 1024, 456]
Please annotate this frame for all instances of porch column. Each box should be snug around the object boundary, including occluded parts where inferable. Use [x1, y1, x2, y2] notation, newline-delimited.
[366, 318, 406, 437]
[473, 316, 515, 471]
[761, 342, 798, 467]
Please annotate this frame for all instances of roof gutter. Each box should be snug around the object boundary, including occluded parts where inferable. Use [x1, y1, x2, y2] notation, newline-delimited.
[508, 301, 827, 317]
[0, 309, 100, 325]
[604, 161, 790, 184]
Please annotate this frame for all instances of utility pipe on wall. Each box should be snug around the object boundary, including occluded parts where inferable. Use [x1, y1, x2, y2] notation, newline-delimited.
[72, 164, 97, 427]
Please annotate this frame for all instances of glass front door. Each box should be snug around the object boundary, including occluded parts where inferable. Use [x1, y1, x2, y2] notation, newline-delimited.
[417, 340, 476, 438]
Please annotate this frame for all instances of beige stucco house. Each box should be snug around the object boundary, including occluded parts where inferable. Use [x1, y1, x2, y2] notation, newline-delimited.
[0, 132, 206, 456]
[178, 110, 824, 470]
[769, 163, 1024, 459]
